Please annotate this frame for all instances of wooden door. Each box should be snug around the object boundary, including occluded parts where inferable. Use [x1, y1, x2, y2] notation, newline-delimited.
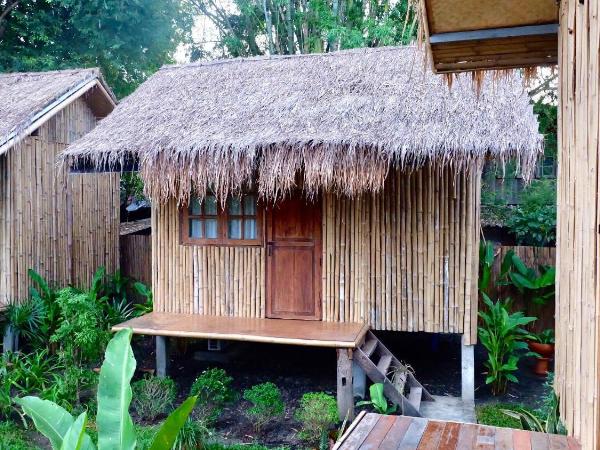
[266, 194, 322, 320]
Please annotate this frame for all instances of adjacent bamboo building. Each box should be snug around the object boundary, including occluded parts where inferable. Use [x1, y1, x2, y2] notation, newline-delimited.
[62, 46, 541, 349]
[0, 69, 120, 308]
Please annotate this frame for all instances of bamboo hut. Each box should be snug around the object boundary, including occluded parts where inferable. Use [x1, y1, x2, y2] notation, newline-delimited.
[62, 46, 541, 418]
[0, 69, 120, 316]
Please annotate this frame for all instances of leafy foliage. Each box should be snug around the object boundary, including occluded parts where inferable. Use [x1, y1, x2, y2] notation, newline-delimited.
[16, 328, 198, 450]
[356, 383, 396, 414]
[132, 376, 177, 422]
[0, 420, 37, 450]
[499, 250, 555, 307]
[295, 392, 338, 445]
[506, 180, 556, 246]
[172, 418, 209, 450]
[478, 294, 537, 395]
[502, 391, 566, 435]
[133, 282, 154, 316]
[476, 403, 535, 429]
[243, 382, 285, 433]
[190, 0, 416, 60]
[190, 367, 235, 425]
[478, 241, 495, 294]
[0, 0, 193, 98]
[530, 329, 555, 344]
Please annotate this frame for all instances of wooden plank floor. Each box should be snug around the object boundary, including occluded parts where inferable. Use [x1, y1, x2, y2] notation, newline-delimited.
[113, 312, 369, 348]
[334, 412, 581, 450]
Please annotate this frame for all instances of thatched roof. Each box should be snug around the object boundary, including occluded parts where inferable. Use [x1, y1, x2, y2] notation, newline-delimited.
[0, 68, 115, 155]
[62, 46, 542, 204]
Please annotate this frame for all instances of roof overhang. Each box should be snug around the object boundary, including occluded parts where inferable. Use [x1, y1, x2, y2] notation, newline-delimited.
[419, 0, 559, 73]
[0, 77, 116, 155]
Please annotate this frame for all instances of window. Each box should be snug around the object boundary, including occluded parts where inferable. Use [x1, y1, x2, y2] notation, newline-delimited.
[181, 193, 262, 246]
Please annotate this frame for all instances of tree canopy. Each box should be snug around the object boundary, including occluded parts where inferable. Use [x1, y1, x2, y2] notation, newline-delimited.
[188, 0, 416, 60]
[0, 0, 193, 97]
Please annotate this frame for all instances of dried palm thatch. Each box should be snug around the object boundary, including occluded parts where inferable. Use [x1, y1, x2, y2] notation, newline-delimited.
[61, 46, 542, 204]
[0, 68, 115, 155]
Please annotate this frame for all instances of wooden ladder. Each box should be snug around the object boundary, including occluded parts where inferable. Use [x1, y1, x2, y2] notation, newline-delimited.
[353, 330, 435, 417]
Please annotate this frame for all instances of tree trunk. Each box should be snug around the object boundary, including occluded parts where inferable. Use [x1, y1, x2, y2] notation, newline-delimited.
[285, 0, 295, 54]
[263, 0, 275, 54]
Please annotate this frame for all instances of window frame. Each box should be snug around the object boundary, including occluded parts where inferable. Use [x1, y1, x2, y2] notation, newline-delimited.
[180, 193, 264, 247]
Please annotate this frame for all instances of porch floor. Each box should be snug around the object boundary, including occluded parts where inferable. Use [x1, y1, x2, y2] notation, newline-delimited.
[113, 312, 369, 348]
[334, 412, 580, 450]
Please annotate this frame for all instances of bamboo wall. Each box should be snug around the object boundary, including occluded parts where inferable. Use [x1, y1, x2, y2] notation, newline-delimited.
[153, 165, 480, 343]
[0, 98, 119, 306]
[120, 234, 152, 287]
[555, 0, 600, 447]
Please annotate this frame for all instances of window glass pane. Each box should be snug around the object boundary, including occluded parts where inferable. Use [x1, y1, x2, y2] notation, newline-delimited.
[204, 195, 217, 215]
[244, 219, 257, 239]
[205, 219, 218, 238]
[189, 219, 203, 238]
[228, 197, 242, 215]
[244, 195, 257, 216]
[228, 219, 242, 239]
[190, 198, 201, 215]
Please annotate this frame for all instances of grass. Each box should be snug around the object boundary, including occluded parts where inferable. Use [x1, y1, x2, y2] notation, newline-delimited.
[476, 403, 538, 429]
[205, 444, 290, 450]
[0, 421, 38, 450]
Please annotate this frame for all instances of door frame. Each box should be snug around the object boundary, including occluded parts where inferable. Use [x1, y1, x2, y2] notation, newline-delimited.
[265, 196, 322, 320]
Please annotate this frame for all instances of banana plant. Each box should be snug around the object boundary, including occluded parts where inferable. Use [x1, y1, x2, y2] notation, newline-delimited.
[479, 241, 496, 294]
[356, 383, 397, 415]
[16, 328, 196, 450]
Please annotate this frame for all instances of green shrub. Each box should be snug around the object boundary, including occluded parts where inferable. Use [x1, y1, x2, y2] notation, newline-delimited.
[190, 368, 235, 424]
[174, 418, 210, 450]
[134, 425, 158, 450]
[243, 382, 285, 433]
[0, 421, 37, 450]
[476, 403, 530, 428]
[295, 392, 338, 445]
[132, 375, 177, 422]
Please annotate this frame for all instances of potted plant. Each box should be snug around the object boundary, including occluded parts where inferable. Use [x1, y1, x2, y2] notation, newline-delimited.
[528, 329, 555, 376]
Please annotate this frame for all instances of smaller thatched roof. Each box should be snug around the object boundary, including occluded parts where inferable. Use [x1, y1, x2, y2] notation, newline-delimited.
[0, 68, 115, 154]
[62, 46, 543, 204]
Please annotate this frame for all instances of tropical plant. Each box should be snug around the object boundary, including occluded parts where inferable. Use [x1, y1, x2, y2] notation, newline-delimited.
[479, 241, 495, 294]
[502, 391, 566, 435]
[295, 392, 338, 445]
[243, 382, 285, 433]
[499, 250, 555, 307]
[530, 329, 555, 345]
[133, 282, 154, 316]
[356, 383, 396, 415]
[190, 368, 235, 425]
[478, 294, 537, 395]
[506, 180, 556, 247]
[132, 375, 177, 422]
[16, 328, 197, 450]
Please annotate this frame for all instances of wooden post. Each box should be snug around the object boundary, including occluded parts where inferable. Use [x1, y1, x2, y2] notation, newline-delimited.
[461, 334, 474, 403]
[3, 325, 16, 353]
[337, 348, 354, 421]
[156, 335, 168, 377]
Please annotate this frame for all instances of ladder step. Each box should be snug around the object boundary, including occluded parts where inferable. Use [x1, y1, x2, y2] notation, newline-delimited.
[377, 354, 393, 375]
[408, 387, 422, 412]
[361, 338, 378, 357]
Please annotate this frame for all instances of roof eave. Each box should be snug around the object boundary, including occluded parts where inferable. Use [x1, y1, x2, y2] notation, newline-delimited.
[0, 77, 116, 155]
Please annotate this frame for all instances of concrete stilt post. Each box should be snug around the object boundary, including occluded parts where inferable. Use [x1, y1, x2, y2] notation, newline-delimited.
[337, 348, 355, 421]
[3, 325, 16, 353]
[156, 335, 168, 377]
[461, 334, 475, 403]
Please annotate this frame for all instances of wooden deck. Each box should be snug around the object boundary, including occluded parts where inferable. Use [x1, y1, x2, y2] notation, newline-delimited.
[113, 312, 369, 348]
[334, 412, 580, 450]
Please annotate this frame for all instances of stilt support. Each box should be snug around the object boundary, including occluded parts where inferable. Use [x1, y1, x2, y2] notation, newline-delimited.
[156, 335, 168, 377]
[461, 334, 475, 403]
[3, 325, 17, 353]
[337, 348, 355, 421]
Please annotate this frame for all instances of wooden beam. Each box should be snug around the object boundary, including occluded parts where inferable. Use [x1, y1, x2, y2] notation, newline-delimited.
[429, 24, 558, 44]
